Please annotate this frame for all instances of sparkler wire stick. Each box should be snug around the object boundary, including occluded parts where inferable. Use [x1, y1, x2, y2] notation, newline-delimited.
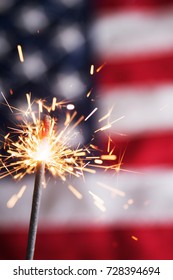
[26, 162, 45, 260]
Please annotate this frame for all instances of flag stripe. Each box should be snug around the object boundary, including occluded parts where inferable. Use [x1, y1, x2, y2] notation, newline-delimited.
[91, 9, 173, 58]
[94, 0, 173, 12]
[97, 85, 173, 134]
[1, 170, 173, 228]
[95, 52, 173, 87]
[101, 131, 173, 167]
[1, 225, 173, 259]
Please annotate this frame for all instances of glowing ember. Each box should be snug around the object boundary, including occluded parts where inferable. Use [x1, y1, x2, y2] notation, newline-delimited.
[101, 154, 116, 161]
[96, 62, 106, 73]
[17, 44, 24, 62]
[87, 88, 93, 98]
[90, 64, 94, 75]
[131, 235, 138, 241]
[7, 185, 27, 208]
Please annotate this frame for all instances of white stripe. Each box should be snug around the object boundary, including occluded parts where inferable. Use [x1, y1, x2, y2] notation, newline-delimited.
[0, 168, 173, 229]
[91, 9, 173, 57]
[97, 85, 173, 135]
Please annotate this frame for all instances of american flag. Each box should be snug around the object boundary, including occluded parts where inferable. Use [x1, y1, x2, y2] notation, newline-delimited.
[1, 0, 173, 259]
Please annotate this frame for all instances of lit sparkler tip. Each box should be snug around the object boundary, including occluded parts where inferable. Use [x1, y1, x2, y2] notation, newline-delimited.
[0, 96, 93, 180]
[0, 94, 123, 182]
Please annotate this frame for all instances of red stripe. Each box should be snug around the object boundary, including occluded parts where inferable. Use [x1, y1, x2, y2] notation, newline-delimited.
[96, 52, 173, 88]
[1, 225, 173, 259]
[93, 0, 173, 13]
[99, 131, 173, 168]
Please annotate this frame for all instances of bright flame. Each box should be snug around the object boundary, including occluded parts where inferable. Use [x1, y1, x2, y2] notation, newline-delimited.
[32, 139, 51, 162]
[0, 95, 120, 182]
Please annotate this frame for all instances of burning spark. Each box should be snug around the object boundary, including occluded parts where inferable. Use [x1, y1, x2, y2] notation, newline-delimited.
[95, 123, 111, 133]
[17, 44, 24, 62]
[107, 137, 111, 153]
[94, 200, 106, 212]
[96, 62, 106, 73]
[87, 88, 93, 98]
[89, 190, 106, 212]
[7, 185, 27, 208]
[38, 100, 43, 114]
[89, 191, 104, 204]
[101, 155, 116, 161]
[95, 115, 125, 132]
[67, 104, 75, 110]
[4, 133, 10, 140]
[90, 144, 99, 150]
[26, 93, 32, 112]
[51, 97, 57, 111]
[68, 184, 83, 199]
[98, 107, 113, 123]
[1, 92, 13, 113]
[90, 64, 94, 75]
[85, 107, 98, 121]
[131, 235, 138, 241]
[94, 159, 103, 165]
[97, 182, 125, 197]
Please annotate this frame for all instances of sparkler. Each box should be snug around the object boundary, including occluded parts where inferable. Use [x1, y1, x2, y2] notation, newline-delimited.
[26, 115, 50, 259]
[0, 95, 92, 181]
[0, 93, 122, 259]
[26, 162, 45, 259]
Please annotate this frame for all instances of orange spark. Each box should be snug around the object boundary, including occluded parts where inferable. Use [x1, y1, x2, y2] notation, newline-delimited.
[96, 62, 106, 73]
[101, 155, 117, 161]
[87, 88, 93, 98]
[98, 107, 113, 123]
[131, 235, 138, 241]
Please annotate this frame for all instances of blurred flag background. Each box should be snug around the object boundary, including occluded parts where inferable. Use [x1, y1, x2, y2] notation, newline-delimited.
[1, 0, 173, 259]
